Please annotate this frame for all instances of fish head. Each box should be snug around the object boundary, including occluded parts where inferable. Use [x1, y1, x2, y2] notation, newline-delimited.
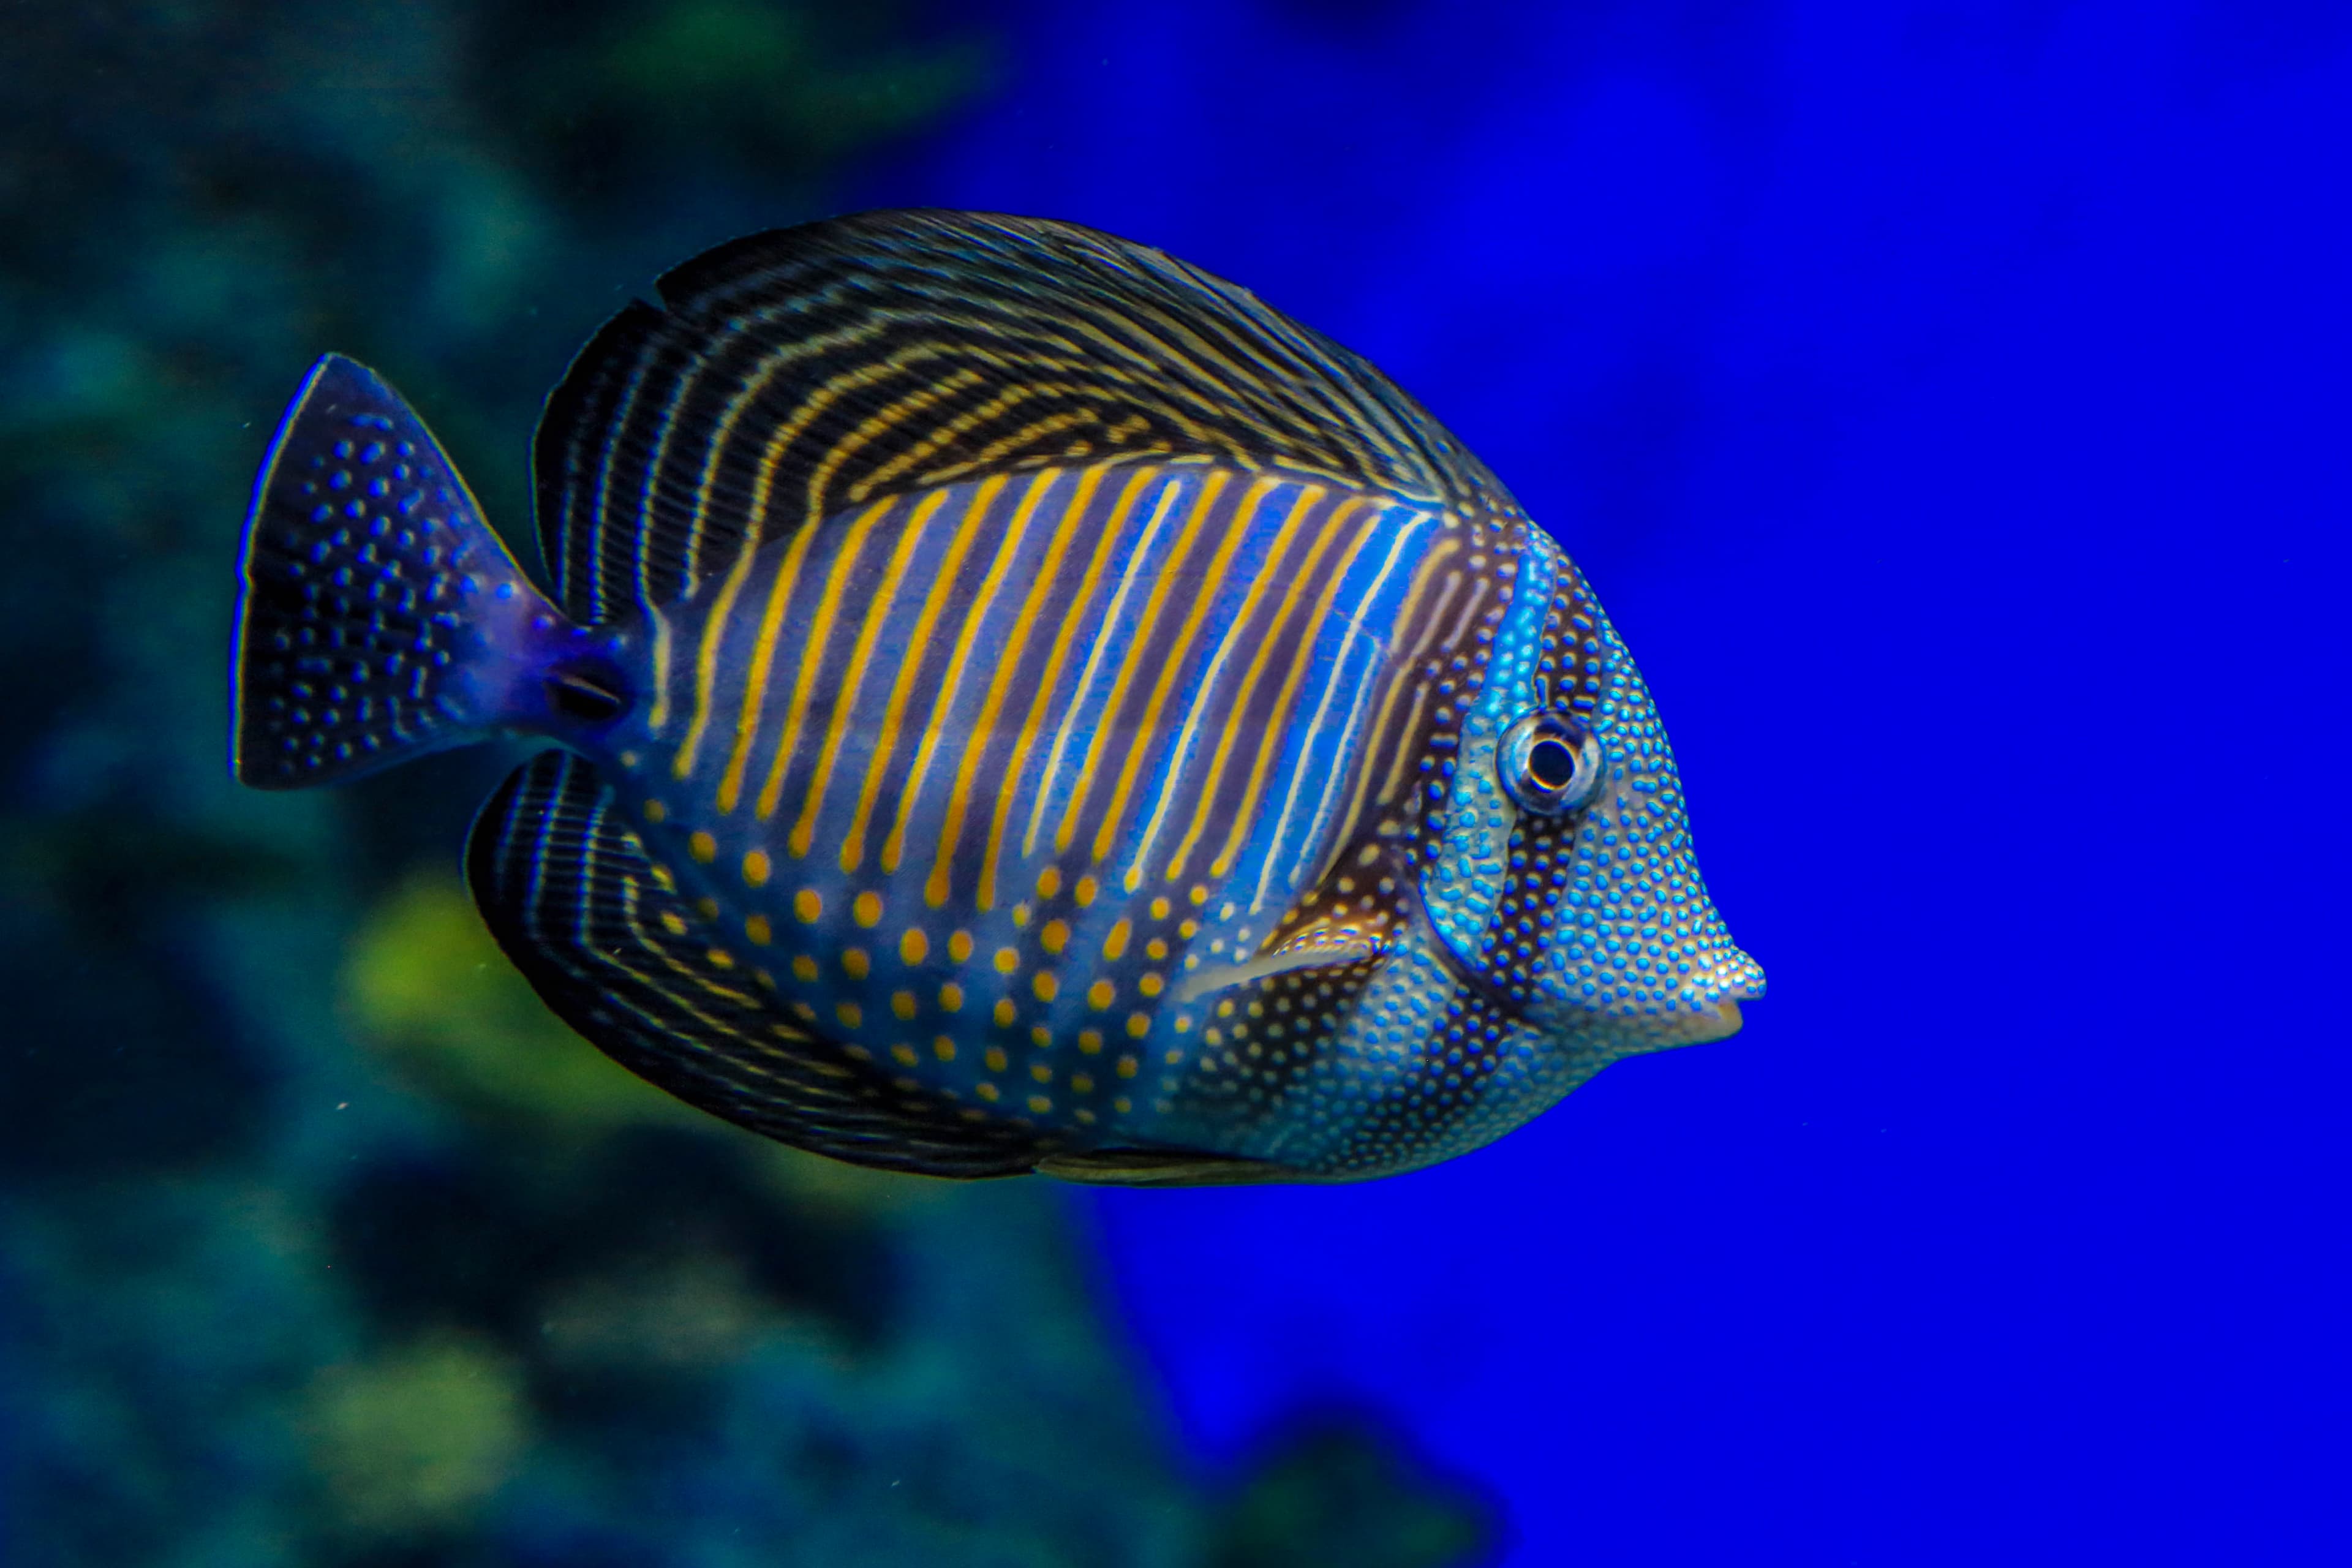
[1413, 524, 1762, 1062]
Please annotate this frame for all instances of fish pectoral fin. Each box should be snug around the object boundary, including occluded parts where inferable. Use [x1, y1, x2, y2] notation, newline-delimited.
[1171, 925, 1384, 1004]
[1036, 1148, 1303, 1186]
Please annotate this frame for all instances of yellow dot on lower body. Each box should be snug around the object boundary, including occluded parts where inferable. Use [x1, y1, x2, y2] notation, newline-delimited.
[643, 799, 666, 823]
[1149, 897, 1170, 919]
[1178, 919, 1199, 938]
[794, 888, 823, 923]
[1164, 1048, 1185, 1065]
[706, 948, 734, 969]
[1012, 902, 1031, 927]
[836, 1002, 862, 1028]
[994, 947, 1020, 974]
[1117, 1054, 1139, 1077]
[1087, 979, 1115, 1010]
[1126, 1013, 1150, 1038]
[1071, 1072, 1095, 1095]
[1027, 1095, 1052, 1115]
[932, 1036, 957, 1061]
[1112, 1096, 1132, 1114]
[1076, 875, 1099, 907]
[1189, 885, 1208, 906]
[940, 982, 965, 1012]
[900, 927, 929, 963]
[891, 990, 918, 1019]
[891, 1043, 919, 1067]
[688, 831, 717, 863]
[1077, 1029, 1102, 1054]
[1145, 938, 1168, 960]
[660, 911, 689, 937]
[976, 1082, 1000, 1102]
[993, 998, 1017, 1027]
[1030, 1025, 1051, 1047]
[853, 891, 882, 927]
[792, 955, 820, 981]
[1139, 972, 1164, 997]
[1029, 1062, 1052, 1084]
[742, 849, 771, 886]
[1036, 865, 1063, 897]
[1102, 919, 1131, 960]
[843, 948, 870, 979]
[1041, 919, 1070, 955]
[745, 914, 772, 946]
[984, 1046, 1008, 1072]
[695, 897, 720, 920]
[1075, 1107, 1097, 1125]
[1031, 971, 1059, 1002]
[791, 1000, 817, 1021]
[1174, 1014, 1193, 1033]
[949, 930, 974, 962]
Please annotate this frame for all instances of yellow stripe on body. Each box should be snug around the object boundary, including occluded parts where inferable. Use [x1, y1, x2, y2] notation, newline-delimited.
[712, 503, 849, 812]
[988, 465, 1164, 882]
[1050, 469, 1236, 858]
[840, 476, 1006, 873]
[1261, 511, 1434, 910]
[720, 494, 895, 816]
[893, 468, 1061, 891]
[1136, 485, 1338, 885]
[930, 464, 1110, 911]
[646, 606, 675, 734]
[1093, 474, 1270, 883]
[671, 341, 911, 782]
[1025, 473, 1189, 856]
[672, 346, 994, 777]
[1207, 508, 1389, 878]
[783, 489, 952, 848]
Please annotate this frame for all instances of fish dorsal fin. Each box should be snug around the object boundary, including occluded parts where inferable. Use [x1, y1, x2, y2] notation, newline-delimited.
[466, 749, 1055, 1178]
[533, 208, 1514, 625]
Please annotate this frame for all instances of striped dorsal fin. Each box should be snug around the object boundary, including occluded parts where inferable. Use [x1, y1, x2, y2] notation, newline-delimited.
[533, 208, 1515, 625]
[466, 749, 1056, 1177]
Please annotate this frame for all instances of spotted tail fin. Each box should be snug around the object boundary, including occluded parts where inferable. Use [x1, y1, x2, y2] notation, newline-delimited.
[232, 355, 578, 789]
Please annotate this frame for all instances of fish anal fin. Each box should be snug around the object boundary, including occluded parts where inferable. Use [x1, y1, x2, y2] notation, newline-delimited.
[466, 750, 1057, 1179]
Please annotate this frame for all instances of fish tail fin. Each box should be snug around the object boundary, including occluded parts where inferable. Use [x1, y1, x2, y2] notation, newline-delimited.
[233, 355, 590, 790]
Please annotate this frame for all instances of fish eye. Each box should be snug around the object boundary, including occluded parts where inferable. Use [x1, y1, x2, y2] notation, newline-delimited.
[1500, 714, 1603, 814]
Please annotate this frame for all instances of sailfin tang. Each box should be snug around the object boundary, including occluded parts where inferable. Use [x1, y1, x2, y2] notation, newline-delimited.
[533, 208, 1515, 624]
[233, 355, 564, 788]
[466, 750, 1052, 1178]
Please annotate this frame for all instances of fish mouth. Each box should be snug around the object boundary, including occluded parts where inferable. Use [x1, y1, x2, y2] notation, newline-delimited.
[1677, 998, 1745, 1045]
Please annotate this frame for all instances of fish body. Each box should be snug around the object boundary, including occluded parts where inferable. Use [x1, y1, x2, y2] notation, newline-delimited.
[233, 210, 1761, 1183]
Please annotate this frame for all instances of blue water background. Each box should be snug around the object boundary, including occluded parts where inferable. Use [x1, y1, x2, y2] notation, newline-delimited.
[872, 2, 2352, 1561]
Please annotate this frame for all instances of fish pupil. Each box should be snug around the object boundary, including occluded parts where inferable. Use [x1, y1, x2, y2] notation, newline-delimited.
[1528, 737, 1577, 790]
[545, 668, 627, 726]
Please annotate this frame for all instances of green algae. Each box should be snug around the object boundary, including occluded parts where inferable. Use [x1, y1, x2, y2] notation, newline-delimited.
[302, 1334, 529, 1537]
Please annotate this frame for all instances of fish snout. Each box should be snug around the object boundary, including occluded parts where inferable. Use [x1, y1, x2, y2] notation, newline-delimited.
[1662, 950, 1764, 1045]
